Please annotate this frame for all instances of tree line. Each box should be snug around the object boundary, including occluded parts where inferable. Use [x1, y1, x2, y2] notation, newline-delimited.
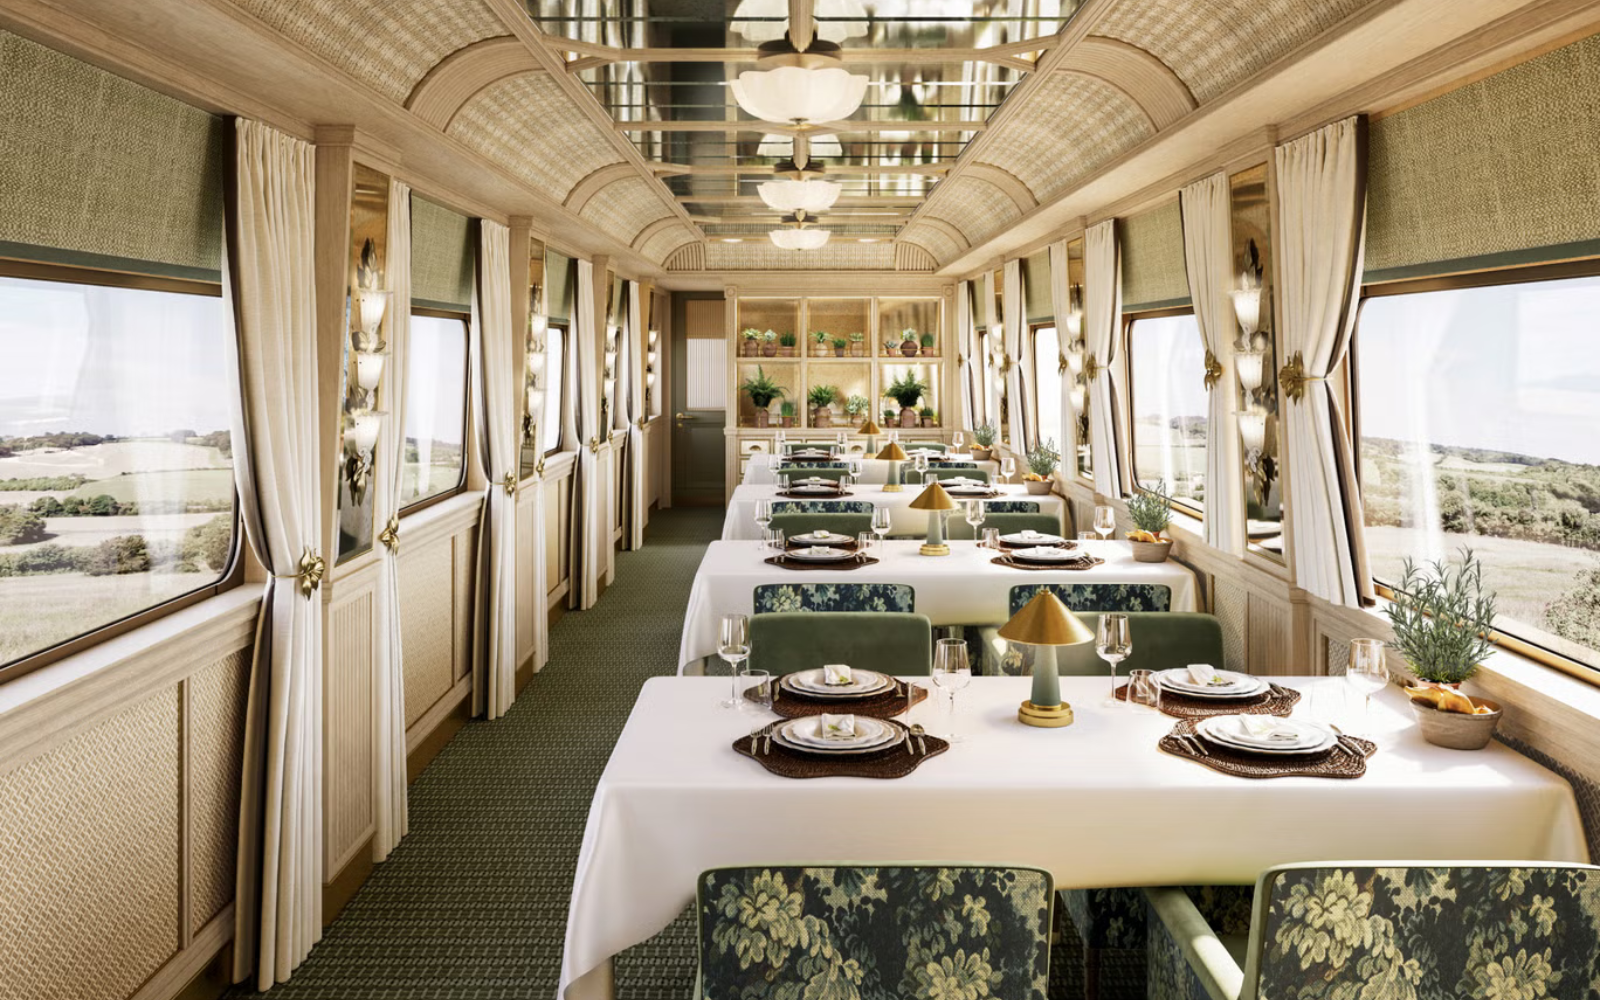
[0, 514, 232, 578]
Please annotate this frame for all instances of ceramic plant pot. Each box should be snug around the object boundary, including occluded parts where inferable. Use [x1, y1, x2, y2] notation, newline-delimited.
[762, 343, 777, 357]
[754, 409, 770, 428]
[1130, 539, 1173, 563]
[814, 408, 832, 428]
[1025, 479, 1053, 495]
[972, 447, 993, 462]
[1412, 696, 1502, 750]
[899, 408, 918, 428]
[901, 341, 918, 357]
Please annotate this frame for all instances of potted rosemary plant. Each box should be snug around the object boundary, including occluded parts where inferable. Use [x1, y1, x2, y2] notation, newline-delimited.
[885, 371, 928, 428]
[1126, 481, 1173, 562]
[808, 384, 838, 427]
[1023, 438, 1059, 495]
[740, 367, 784, 428]
[971, 421, 998, 461]
[1386, 549, 1503, 749]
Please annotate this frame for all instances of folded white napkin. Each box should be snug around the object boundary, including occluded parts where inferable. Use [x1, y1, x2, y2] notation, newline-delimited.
[819, 713, 858, 740]
[1235, 716, 1299, 741]
[822, 664, 853, 686]
[1019, 529, 1043, 539]
[1185, 663, 1222, 686]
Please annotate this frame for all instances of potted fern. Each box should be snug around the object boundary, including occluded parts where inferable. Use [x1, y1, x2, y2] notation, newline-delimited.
[971, 421, 998, 461]
[885, 371, 929, 428]
[808, 384, 838, 427]
[811, 330, 830, 357]
[741, 328, 761, 357]
[740, 367, 784, 428]
[1126, 481, 1173, 562]
[1023, 438, 1059, 495]
[900, 327, 920, 357]
[778, 331, 797, 357]
[1387, 549, 1503, 749]
[779, 401, 796, 428]
[919, 331, 936, 356]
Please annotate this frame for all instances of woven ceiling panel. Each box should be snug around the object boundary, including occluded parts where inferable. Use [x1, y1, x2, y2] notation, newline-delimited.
[1367, 31, 1600, 280]
[638, 224, 699, 264]
[979, 71, 1152, 209]
[899, 223, 964, 265]
[894, 242, 937, 273]
[226, 0, 505, 103]
[577, 178, 666, 247]
[448, 73, 625, 206]
[1096, 0, 1371, 104]
[927, 176, 1023, 246]
[698, 242, 899, 271]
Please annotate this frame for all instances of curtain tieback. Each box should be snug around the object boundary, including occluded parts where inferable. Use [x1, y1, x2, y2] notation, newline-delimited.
[1057, 355, 1070, 375]
[378, 515, 400, 554]
[1083, 354, 1103, 381]
[1278, 352, 1326, 402]
[1203, 350, 1224, 391]
[535, 455, 547, 477]
[636, 416, 648, 429]
[587, 436, 600, 454]
[501, 472, 518, 497]
[272, 548, 326, 598]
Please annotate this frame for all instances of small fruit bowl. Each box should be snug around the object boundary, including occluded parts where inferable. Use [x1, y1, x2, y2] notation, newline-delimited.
[1405, 685, 1502, 750]
[1125, 530, 1172, 562]
[1022, 474, 1054, 495]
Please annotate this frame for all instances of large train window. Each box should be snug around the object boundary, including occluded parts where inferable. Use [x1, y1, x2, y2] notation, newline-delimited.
[1127, 311, 1207, 515]
[401, 311, 469, 510]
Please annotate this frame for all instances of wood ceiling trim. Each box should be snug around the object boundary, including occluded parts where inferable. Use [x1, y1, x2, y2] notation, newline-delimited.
[564, 163, 640, 214]
[405, 36, 541, 131]
[544, 37, 1057, 68]
[616, 120, 989, 133]
[1062, 36, 1197, 130]
[914, 217, 973, 252]
[630, 216, 682, 251]
[966, 163, 1039, 214]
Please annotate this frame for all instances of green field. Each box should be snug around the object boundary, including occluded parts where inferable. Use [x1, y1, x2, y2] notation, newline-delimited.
[0, 571, 208, 665]
[66, 468, 234, 505]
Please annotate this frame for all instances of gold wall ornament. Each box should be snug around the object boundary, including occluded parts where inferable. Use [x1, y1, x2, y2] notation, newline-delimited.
[501, 472, 518, 496]
[294, 548, 325, 598]
[1278, 351, 1326, 402]
[587, 436, 600, 454]
[636, 416, 648, 429]
[378, 515, 400, 554]
[1058, 355, 1069, 375]
[1203, 350, 1224, 391]
[535, 455, 547, 476]
[1083, 353, 1103, 381]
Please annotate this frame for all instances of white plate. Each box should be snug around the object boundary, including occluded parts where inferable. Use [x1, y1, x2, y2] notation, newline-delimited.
[1001, 532, 1066, 546]
[787, 485, 841, 494]
[781, 716, 895, 749]
[783, 668, 892, 697]
[1196, 715, 1334, 754]
[780, 546, 857, 563]
[773, 719, 906, 755]
[1010, 546, 1092, 564]
[791, 531, 853, 545]
[1155, 668, 1268, 699]
[943, 485, 993, 496]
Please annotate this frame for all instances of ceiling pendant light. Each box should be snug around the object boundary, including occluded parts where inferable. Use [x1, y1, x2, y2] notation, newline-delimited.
[758, 133, 843, 159]
[757, 178, 842, 214]
[732, 0, 868, 44]
[769, 228, 831, 250]
[732, 62, 868, 126]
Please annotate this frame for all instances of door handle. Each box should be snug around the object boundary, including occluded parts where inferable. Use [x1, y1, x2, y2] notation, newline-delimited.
[674, 412, 694, 421]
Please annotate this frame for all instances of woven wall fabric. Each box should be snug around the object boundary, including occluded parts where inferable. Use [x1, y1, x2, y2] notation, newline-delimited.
[1366, 32, 1600, 279]
[0, 30, 224, 279]
[411, 195, 474, 311]
[1120, 199, 1191, 311]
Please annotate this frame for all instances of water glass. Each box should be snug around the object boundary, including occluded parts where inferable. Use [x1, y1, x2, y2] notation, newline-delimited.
[764, 528, 785, 558]
[1000, 456, 1016, 484]
[1345, 638, 1389, 727]
[964, 499, 986, 538]
[739, 670, 774, 733]
[847, 458, 863, 480]
[1096, 613, 1132, 704]
[872, 506, 892, 543]
[1127, 669, 1162, 712]
[856, 531, 873, 560]
[932, 637, 972, 742]
[1094, 505, 1116, 540]
[776, 472, 790, 491]
[753, 498, 773, 549]
[718, 614, 750, 709]
[982, 527, 1001, 551]
[1077, 531, 1097, 542]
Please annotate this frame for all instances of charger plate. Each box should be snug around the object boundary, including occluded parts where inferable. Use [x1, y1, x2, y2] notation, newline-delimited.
[989, 554, 1104, 571]
[1114, 682, 1301, 719]
[763, 555, 879, 571]
[734, 719, 948, 779]
[1158, 719, 1373, 779]
[776, 489, 853, 499]
[751, 678, 930, 719]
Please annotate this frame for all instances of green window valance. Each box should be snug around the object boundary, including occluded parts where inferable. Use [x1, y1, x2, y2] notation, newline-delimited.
[546, 249, 575, 324]
[1119, 200, 1191, 312]
[0, 30, 225, 282]
[410, 195, 474, 311]
[1021, 251, 1053, 325]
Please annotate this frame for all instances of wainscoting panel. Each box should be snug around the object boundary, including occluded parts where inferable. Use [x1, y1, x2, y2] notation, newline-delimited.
[451, 528, 475, 683]
[516, 483, 539, 672]
[1213, 580, 1249, 673]
[400, 540, 456, 728]
[186, 649, 250, 936]
[326, 584, 376, 874]
[1246, 590, 1293, 676]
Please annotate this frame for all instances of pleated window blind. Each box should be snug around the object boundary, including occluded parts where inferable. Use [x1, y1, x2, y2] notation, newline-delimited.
[1119, 200, 1191, 312]
[409, 195, 474, 311]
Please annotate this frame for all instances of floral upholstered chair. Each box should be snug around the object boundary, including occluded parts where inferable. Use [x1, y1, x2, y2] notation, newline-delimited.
[1145, 862, 1600, 1000]
[1007, 583, 1172, 616]
[770, 500, 875, 515]
[696, 865, 1053, 1000]
[753, 583, 914, 614]
[984, 500, 1041, 513]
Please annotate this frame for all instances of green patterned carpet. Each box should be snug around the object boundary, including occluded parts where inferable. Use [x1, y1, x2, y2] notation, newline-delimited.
[228, 506, 1114, 999]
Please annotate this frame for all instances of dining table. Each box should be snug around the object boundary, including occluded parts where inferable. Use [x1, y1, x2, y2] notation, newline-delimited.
[721, 481, 1068, 541]
[677, 538, 1199, 670]
[557, 676, 1590, 1000]
[741, 452, 1001, 486]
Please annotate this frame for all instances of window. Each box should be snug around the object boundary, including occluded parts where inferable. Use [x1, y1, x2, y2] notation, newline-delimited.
[0, 272, 238, 673]
[1031, 324, 1061, 455]
[542, 324, 566, 455]
[401, 312, 469, 509]
[1128, 312, 1207, 510]
[1357, 272, 1600, 675]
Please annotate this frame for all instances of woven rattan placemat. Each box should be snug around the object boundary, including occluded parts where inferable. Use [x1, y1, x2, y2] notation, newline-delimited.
[763, 555, 879, 571]
[1158, 719, 1373, 779]
[989, 554, 1104, 571]
[733, 719, 948, 779]
[1115, 682, 1302, 719]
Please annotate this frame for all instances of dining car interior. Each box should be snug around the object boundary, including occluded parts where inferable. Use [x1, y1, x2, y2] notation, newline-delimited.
[6, 0, 1600, 998]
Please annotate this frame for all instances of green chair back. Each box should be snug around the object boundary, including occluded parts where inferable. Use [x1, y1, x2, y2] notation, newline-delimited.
[768, 512, 872, 540]
[749, 611, 933, 676]
[1007, 583, 1172, 617]
[1050, 611, 1219, 676]
[698, 865, 1052, 999]
[776, 465, 849, 482]
[923, 466, 990, 484]
[949, 511, 1062, 539]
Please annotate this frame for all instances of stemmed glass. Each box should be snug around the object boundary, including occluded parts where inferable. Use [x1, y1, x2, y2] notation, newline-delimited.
[872, 506, 892, 547]
[952, 430, 966, 454]
[847, 457, 863, 481]
[718, 614, 750, 709]
[964, 500, 986, 542]
[1000, 455, 1016, 485]
[913, 452, 929, 484]
[1093, 505, 1116, 541]
[932, 637, 972, 742]
[753, 498, 773, 550]
[739, 669, 774, 740]
[1345, 638, 1389, 728]
[1096, 613, 1132, 704]
[835, 431, 847, 451]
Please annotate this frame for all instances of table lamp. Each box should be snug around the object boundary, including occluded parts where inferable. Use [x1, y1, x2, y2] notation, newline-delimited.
[998, 588, 1096, 728]
[857, 417, 881, 454]
[907, 479, 958, 556]
[876, 440, 908, 492]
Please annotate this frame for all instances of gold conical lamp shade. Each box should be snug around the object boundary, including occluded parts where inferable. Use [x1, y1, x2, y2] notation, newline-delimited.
[857, 417, 881, 435]
[999, 589, 1096, 646]
[907, 479, 959, 512]
[875, 441, 907, 461]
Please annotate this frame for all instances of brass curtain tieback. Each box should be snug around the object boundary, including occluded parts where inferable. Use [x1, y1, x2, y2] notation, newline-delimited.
[636, 416, 648, 429]
[587, 436, 600, 454]
[501, 472, 518, 496]
[378, 515, 400, 554]
[1202, 350, 1224, 391]
[1278, 351, 1326, 402]
[272, 548, 325, 598]
[1083, 354, 1103, 381]
[1058, 355, 1069, 375]
[535, 455, 547, 476]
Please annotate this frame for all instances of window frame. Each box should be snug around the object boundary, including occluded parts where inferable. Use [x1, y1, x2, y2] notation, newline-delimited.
[1354, 257, 1600, 685]
[0, 259, 244, 685]
[398, 306, 472, 517]
[1027, 321, 1062, 461]
[544, 321, 569, 457]
[1122, 305, 1205, 519]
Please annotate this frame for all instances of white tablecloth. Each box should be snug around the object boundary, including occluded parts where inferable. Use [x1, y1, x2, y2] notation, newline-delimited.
[678, 539, 1198, 669]
[742, 454, 1001, 485]
[559, 676, 1589, 1000]
[721, 483, 1067, 541]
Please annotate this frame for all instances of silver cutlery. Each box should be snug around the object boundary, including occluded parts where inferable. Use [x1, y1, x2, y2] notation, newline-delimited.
[904, 730, 916, 756]
[1181, 733, 1209, 757]
[911, 724, 928, 756]
[1328, 723, 1364, 758]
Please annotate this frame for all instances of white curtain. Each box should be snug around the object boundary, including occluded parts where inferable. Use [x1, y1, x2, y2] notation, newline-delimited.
[1180, 172, 1244, 555]
[470, 220, 518, 718]
[982, 270, 1002, 435]
[956, 280, 979, 430]
[1085, 219, 1124, 497]
[625, 280, 647, 549]
[1276, 116, 1373, 606]
[575, 259, 602, 609]
[226, 118, 323, 990]
[1048, 239, 1075, 477]
[1002, 258, 1030, 452]
[371, 179, 410, 861]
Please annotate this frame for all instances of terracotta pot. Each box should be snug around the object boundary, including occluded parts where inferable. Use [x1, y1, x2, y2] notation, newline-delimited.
[814, 407, 832, 428]
[1411, 697, 1501, 750]
[834, 346, 846, 357]
[780, 416, 794, 428]
[920, 417, 934, 428]
[851, 344, 863, 356]
[754, 409, 770, 428]
[900, 341, 918, 357]
[899, 408, 918, 428]
[742, 341, 757, 356]
[778, 346, 794, 357]
[762, 343, 777, 356]
[1025, 479, 1053, 495]
[1130, 539, 1173, 563]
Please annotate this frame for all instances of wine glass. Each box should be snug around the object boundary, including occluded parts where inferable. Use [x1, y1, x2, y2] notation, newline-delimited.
[932, 637, 972, 742]
[1345, 638, 1389, 728]
[835, 431, 847, 450]
[872, 506, 892, 545]
[964, 500, 986, 542]
[1000, 455, 1016, 485]
[1096, 613, 1132, 704]
[848, 457, 863, 481]
[776, 472, 790, 492]
[1093, 505, 1116, 541]
[753, 498, 773, 549]
[952, 430, 966, 453]
[718, 614, 750, 709]
[913, 452, 929, 483]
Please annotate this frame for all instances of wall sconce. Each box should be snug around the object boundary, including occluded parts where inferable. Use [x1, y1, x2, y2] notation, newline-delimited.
[1239, 406, 1267, 455]
[1066, 339, 1085, 376]
[1230, 287, 1262, 339]
[343, 408, 384, 505]
[354, 348, 386, 397]
[530, 310, 548, 338]
[1069, 384, 1087, 414]
[354, 288, 391, 344]
[648, 328, 658, 348]
[646, 350, 658, 370]
[1234, 345, 1265, 394]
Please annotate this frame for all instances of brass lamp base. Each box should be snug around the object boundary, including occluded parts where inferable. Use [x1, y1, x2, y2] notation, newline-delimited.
[882, 484, 904, 492]
[919, 542, 950, 556]
[1018, 700, 1075, 728]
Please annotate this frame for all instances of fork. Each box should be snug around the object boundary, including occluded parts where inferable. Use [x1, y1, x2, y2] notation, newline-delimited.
[1181, 733, 1209, 757]
[910, 724, 928, 756]
[1328, 723, 1364, 758]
